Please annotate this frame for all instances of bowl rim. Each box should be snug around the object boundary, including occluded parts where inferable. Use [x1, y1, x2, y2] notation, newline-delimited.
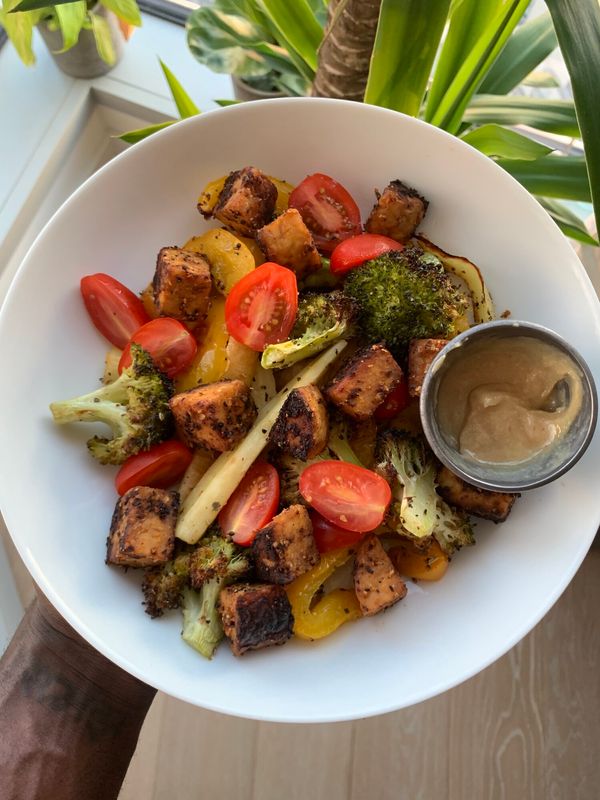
[2, 97, 600, 722]
[420, 319, 599, 492]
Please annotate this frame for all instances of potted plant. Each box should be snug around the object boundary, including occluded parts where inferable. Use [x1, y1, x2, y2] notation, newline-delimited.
[186, 0, 325, 100]
[0, 0, 141, 78]
[127, 0, 599, 247]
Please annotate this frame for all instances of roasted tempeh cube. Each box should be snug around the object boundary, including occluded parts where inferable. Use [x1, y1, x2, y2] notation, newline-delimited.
[408, 338, 448, 398]
[353, 534, 407, 616]
[270, 384, 329, 460]
[209, 166, 277, 237]
[106, 486, 178, 568]
[325, 343, 404, 421]
[218, 583, 294, 656]
[152, 247, 212, 323]
[436, 466, 518, 522]
[256, 208, 322, 278]
[169, 379, 257, 452]
[365, 180, 428, 242]
[252, 505, 319, 584]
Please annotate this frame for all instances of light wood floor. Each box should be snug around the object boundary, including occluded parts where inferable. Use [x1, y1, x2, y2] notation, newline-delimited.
[115, 550, 600, 800]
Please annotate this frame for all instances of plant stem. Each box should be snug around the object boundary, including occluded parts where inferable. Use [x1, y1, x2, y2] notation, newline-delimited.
[311, 0, 382, 101]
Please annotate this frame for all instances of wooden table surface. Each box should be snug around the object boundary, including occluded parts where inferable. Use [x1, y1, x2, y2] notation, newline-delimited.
[117, 549, 600, 800]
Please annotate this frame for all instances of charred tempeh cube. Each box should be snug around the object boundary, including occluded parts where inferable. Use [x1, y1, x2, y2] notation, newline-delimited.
[218, 583, 294, 656]
[365, 180, 428, 242]
[210, 166, 277, 237]
[252, 505, 319, 584]
[152, 247, 212, 323]
[408, 338, 448, 398]
[106, 486, 178, 568]
[169, 379, 257, 452]
[325, 343, 404, 421]
[256, 208, 322, 278]
[436, 466, 518, 522]
[353, 534, 407, 617]
[270, 384, 329, 460]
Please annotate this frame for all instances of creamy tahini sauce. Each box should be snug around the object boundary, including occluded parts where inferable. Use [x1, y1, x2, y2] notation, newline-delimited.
[436, 336, 583, 464]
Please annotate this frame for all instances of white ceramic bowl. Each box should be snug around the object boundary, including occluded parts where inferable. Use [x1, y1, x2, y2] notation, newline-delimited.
[1, 99, 599, 723]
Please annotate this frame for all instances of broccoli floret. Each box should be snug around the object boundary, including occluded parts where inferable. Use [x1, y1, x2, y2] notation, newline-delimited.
[343, 247, 469, 355]
[327, 412, 363, 466]
[275, 450, 331, 507]
[377, 430, 476, 553]
[377, 430, 438, 540]
[300, 258, 342, 290]
[142, 551, 192, 618]
[261, 291, 356, 370]
[432, 498, 475, 555]
[50, 344, 173, 465]
[181, 534, 251, 660]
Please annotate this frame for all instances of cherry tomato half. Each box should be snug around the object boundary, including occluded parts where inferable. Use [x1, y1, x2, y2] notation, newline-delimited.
[80, 273, 149, 349]
[115, 440, 193, 496]
[374, 379, 411, 421]
[330, 233, 404, 275]
[289, 173, 361, 254]
[310, 510, 366, 553]
[225, 262, 298, 352]
[299, 460, 391, 533]
[118, 318, 198, 378]
[219, 461, 280, 546]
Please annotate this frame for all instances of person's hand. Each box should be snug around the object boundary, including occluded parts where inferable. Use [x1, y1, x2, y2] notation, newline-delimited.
[0, 588, 156, 800]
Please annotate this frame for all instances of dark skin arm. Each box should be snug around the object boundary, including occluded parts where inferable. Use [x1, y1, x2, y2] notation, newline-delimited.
[0, 593, 156, 800]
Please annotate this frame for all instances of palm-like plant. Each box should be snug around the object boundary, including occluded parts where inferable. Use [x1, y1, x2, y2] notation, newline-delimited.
[124, 1, 600, 246]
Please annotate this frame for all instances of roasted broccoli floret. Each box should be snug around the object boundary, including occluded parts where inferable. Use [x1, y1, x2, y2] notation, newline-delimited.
[377, 430, 475, 553]
[275, 450, 330, 507]
[50, 344, 173, 465]
[377, 430, 438, 540]
[261, 291, 356, 369]
[432, 498, 475, 555]
[343, 247, 469, 355]
[300, 258, 342, 290]
[142, 551, 192, 618]
[327, 412, 363, 466]
[181, 534, 251, 660]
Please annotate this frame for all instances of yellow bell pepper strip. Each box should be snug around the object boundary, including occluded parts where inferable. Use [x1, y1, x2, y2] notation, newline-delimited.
[184, 229, 255, 295]
[140, 282, 160, 319]
[388, 539, 449, 582]
[270, 176, 294, 216]
[286, 547, 362, 641]
[197, 176, 226, 216]
[175, 296, 229, 391]
[197, 174, 294, 220]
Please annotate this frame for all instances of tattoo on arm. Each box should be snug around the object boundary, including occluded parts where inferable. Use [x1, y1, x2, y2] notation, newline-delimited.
[20, 664, 129, 742]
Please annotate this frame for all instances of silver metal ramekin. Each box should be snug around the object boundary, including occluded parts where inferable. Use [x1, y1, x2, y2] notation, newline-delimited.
[420, 320, 598, 492]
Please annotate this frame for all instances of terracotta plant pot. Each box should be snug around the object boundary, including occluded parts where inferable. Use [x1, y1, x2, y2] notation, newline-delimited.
[38, 5, 123, 79]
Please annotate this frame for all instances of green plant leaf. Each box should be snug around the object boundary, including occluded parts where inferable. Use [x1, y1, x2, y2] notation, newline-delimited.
[0, 3, 35, 63]
[478, 10, 557, 95]
[259, 0, 322, 72]
[54, 1, 86, 51]
[9, 0, 81, 10]
[214, 99, 240, 107]
[118, 121, 176, 143]
[363, 0, 450, 116]
[522, 69, 559, 88]
[460, 124, 553, 159]
[101, 0, 141, 26]
[545, 0, 600, 251]
[428, 0, 530, 133]
[159, 59, 199, 119]
[186, 7, 273, 79]
[90, 10, 115, 65]
[537, 197, 598, 246]
[463, 95, 579, 137]
[497, 155, 591, 202]
[425, 0, 502, 120]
